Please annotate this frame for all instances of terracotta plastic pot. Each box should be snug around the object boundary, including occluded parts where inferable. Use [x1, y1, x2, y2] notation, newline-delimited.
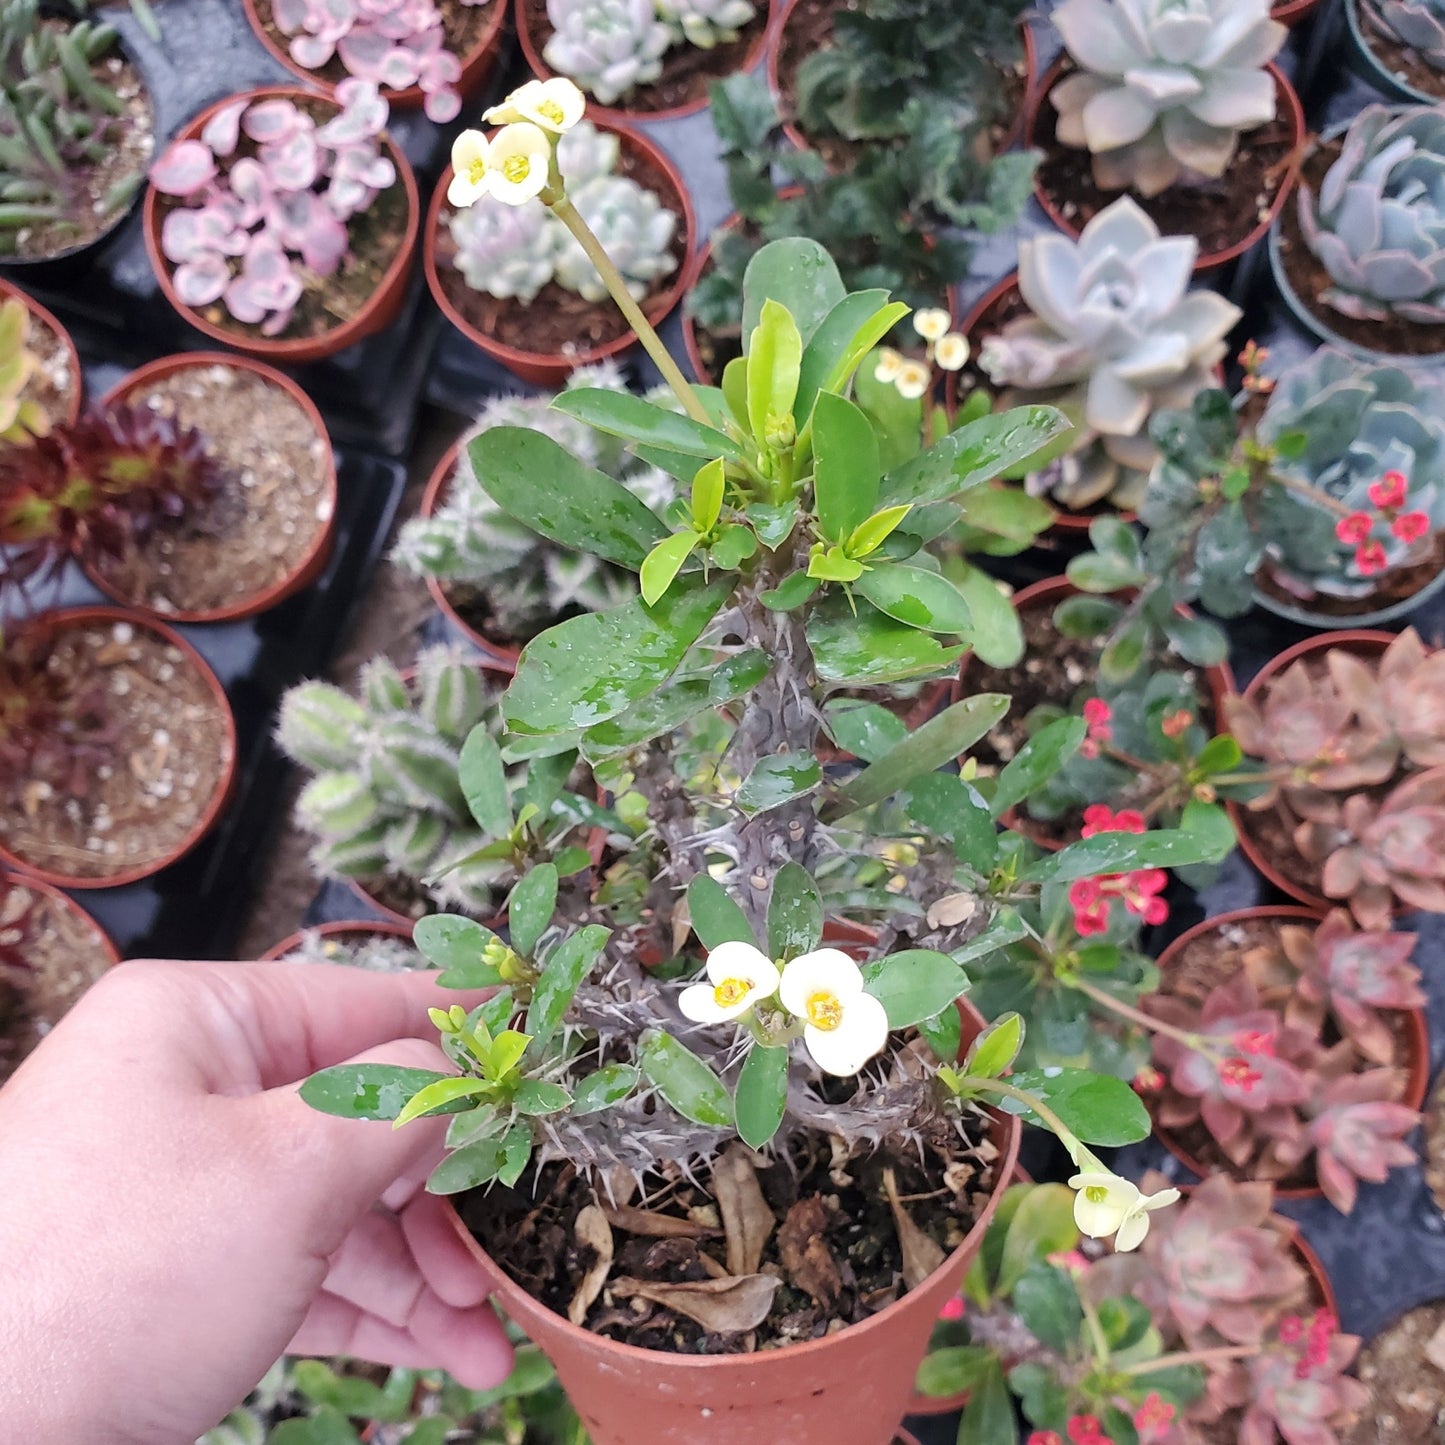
[0, 871, 122, 968]
[424, 120, 695, 389]
[768, 0, 1038, 159]
[443, 996, 1021, 1445]
[144, 88, 419, 365]
[1149, 905, 1431, 1199]
[0, 278, 82, 425]
[516, 0, 775, 125]
[1024, 60, 1304, 272]
[86, 353, 338, 624]
[0, 606, 238, 891]
[240, 0, 510, 112]
[259, 917, 417, 962]
[1226, 631, 1393, 912]
[1273, 0, 1323, 22]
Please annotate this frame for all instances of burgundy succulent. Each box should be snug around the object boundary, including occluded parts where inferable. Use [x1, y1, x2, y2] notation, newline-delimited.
[1308, 1070, 1420, 1215]
[150, 82, 396, 336]
[1241, 1323, 1368, 1445]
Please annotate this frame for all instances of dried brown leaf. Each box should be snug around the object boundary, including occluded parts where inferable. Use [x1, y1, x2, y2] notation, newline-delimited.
[601, 1202, 720, 1239]
[610, 1274, 780, 1333]
[567, 1204, 614, 1327]
[777, 1195, 842, 1307]
[713, 1145, 775, 1277]
[884, 1168, 945, 1289]
[927, 891, 976, 929]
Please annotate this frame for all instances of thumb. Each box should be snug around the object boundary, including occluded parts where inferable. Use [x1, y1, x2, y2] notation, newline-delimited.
[241, 1036, 457, 1256]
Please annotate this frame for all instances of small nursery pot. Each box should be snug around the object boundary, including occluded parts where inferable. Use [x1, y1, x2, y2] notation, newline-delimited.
[0, 278, 82, 426]
[515, 0, 775, 125]
[1226, 630, 1393, 911]
[442, 997, 1021, 1445]
[1273, 0, 1324, 22]
[1343, 0, 1442, 104]
[1253, 554, 1445, 630]
[1024, 60, 1304, 272]
[424, 121, 695, 389]
[1149, 905, 1431, 1199]
[0, 606, 238, 891]
[240, 0, 510, 113]
[966, 576, 1237, 852]
[259, 917, 417, 962]
[144, 87, 420, 365]
[87, 353, 338, 624]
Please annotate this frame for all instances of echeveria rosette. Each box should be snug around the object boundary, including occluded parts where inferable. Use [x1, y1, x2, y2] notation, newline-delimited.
[977, 197, 1240, 509]
[1297, 103, 1445, 326]
[1256, 347, 1445, 597]
[1366, 0, 1445, 74]
[543, 0, 673, 105]
[1050, 0, 1286, 197]
[1308, 1070, 1420, 1214]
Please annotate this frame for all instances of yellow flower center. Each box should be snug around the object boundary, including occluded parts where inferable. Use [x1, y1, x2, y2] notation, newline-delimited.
[465, 157, 488, 185]
[1085, 1185, 1109, 1204]
[806, 990, 843, 1031]
[714, 977, 751, 1008]
[538, 100, 565, 124]
[502, 155, 532, 183]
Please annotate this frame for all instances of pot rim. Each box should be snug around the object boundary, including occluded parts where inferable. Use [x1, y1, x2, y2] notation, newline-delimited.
[0, 868, 122, 967]
[258, 916, 416, 962]
[1343, 0, 1443, 104]
[0, 277, 82, 425]
[239, 0, 510, 110]
[143, 86, 421, 363]
[422, 119, 696, 383]
[516, 0, 777, 125]
[0, 605, 239, 891]
[1253, 558, 1445, 630]
[88, 351, 339, 624]
[1024, 59, 1304, 272]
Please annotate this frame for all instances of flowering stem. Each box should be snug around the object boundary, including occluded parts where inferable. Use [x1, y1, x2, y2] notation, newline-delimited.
[1268, 470, 1353, 520]
[1078, 1292, 1112, 1366]
[1118, 1344, 1257, 1378]
[546, 192, 711, 426]
[1063, 975, 1213, 1056]
[953, 1074, 1076, 1147]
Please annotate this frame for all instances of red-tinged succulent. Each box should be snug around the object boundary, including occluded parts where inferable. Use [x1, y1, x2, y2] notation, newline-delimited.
[1141, 1174, 1308, 1348]
[1308, 1070, 1420, 1215]
[0, 404, 221, 600]
[1240, 1321, 1368, 1445]
[1375, 627, 1445, 768]
[1298, 766, 1445, 928]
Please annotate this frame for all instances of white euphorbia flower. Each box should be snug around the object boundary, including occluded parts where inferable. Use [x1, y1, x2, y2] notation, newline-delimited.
[1068, 1166, 1180, 1252]
[487, 78, 586, 134]
[934, 333, 969, 371]
[447, 130, 494, 207]
[679, 940, 781, 1023]
[895, 360, 931, 400]
[873, 346, 903, 383]
[913, 307, 952, 341]
[779, 949, 889, 1077]
[488, 123, 553, 205]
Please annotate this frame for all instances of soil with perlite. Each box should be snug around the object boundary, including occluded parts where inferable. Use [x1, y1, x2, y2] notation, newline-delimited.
[20, 308, 78, 424]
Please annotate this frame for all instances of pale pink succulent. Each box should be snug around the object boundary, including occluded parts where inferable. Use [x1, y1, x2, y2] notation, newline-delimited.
[1308, 1070, 1419, 1215]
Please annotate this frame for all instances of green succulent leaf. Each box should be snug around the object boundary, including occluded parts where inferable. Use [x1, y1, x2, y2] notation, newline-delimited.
[301, 1065, 459, 1122]
[995, 1183, 1080, 1296]
[639, 1029, 735, 1128]
[570, 1063, 641, 1114]
[458, 725, 512, 838]
[999, 1067, 1151, 1147]
[393, 1076, 495, 1129]
[507, 864, 558, 959]
[1028, 811, 1235, 882]
[524, 925, 610, 1055]
[797, 292, 909, 421]
[747, 297, 803, 446]
[853, 563, 973, 634]
[548, 389, 746, 465]
[513, 1079, 573, 1116]
[413, 914, 502, 985]
[742, 238, 846, 350]
[768, 861, 823, 959]
[687, 874, 757, 949]
[735, 1043, 789, 1150]
[956, 1356, 1017, 1445]
[691, 457, 726, 534]
[963, 1011, 1024, 1078]
[812, 390, 881, 542]
[640, 531, 701, 606]
[736, 753, 823, 817]
[989, 715, 1087, 819]
[426, 1137, 505, 1194]
[808, 598, 967, 686]
[760, 571, 821, 611]
[861, 949, 967, 1028]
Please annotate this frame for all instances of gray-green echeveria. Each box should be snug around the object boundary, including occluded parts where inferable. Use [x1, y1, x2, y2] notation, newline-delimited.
[1298, 102, 1445, 324]
[656, 0, 756, 48]
[554, 173, 679, 301]
[1257, 346, 1445, 596]
[448, 196, 561, 303]
[1364, 0, 1445, 75]
[977, 196, 1240, 509]
[1052, 0, 1286, 196]
[544, 0, 673, 104]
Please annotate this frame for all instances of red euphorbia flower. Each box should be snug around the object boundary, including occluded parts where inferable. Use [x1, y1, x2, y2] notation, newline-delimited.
[1335, 510, 1374, 545]
[1392, 510, 1430, 544]
[1356, 539, 1389, 575]
[1368, 470, 1407, 509]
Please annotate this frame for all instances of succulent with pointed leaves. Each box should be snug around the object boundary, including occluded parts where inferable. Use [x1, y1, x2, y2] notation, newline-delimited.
[542, 0, 672, 104]
[1308, 1068, 1421, 1214]
[1051, 0, 1286, 196]
[977, 198, 1239, 510]
[1243, 1322, 1370, 1445]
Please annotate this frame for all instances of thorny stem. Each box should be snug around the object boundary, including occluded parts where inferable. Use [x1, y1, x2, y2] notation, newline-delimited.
[545, 191, 711, 426]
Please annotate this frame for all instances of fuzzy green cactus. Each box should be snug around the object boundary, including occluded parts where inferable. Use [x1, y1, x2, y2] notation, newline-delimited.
[554, 173, 678, 301]
[543, 0, 672, 104]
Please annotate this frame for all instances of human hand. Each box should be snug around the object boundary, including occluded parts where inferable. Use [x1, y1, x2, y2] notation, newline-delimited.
[0, 957, 514, 1444]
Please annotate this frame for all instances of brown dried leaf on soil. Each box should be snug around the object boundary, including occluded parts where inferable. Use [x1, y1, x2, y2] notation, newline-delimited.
[713, 1145, 775, 1277]
[777, 1195, 843, 1307]
[885, 1168, 945, 1289]
[601, 1201, 720, 1239]
[610, 1273, 780, 1333]
[567, 1204, 614, 1326]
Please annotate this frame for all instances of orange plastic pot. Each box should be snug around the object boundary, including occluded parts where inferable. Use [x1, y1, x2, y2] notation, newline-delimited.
[87, 352, 338, 624]
[444, 992, 1020, 1445]
[259, 917, 417, 962]
[424, 120, 695, 388]
[0, 277, 82, 425]
[516, 0, 775, 125]
[1273, 0, 1323, 22]
[1226, 631, 1394, 912]
[1024, 60, 1304, 272]
[240, 0, 510, 112]
[144, 87, 419, 364]
[0, 871, 122, 967]
[1149, 905, 1431, 1200]
[0, 607, 238, 891]
[768, 0, 1038, 158]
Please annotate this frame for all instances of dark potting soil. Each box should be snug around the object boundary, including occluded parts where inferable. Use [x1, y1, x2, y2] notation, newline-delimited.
[89, 364, 333, 616]
[249, 0, 501, 89]
[434, 142, 686, 360]
[1341, 1300, 1445, 1444]
[464, 1129, 998, 1354]
[1255, 535, 1445, 619]
[0, 878, 111, 1085]
[521, 0, 769, 115]
[0, 619, 232, 881]
[1149, 914, 1417, 1191]
[10, 31, 154, 261]
[1355, 0, 1445, 102]
[20, 304, 77, 428]
[1032, 68, 1296, 261]
[1280, 137, 1445, 359]
[153, 97, 410, 345]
